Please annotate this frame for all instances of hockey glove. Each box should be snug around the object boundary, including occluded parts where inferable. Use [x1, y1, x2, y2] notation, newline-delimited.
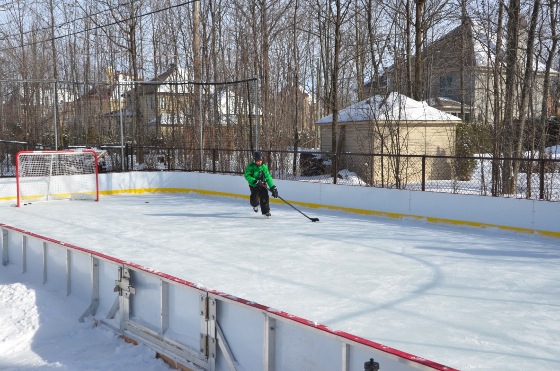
[270, 186, 279, 198]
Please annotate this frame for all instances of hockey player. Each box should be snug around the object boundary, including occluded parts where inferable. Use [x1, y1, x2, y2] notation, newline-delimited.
[244, 151, 278, 217]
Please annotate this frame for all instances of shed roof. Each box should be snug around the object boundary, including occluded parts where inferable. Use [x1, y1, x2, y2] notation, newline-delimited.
[316, 92, 462, 125]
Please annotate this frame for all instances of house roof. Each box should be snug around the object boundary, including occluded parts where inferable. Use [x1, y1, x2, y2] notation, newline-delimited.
[316, 92, 462, 125]
[365, 17, 556, 93]
[126, 65, 191, 95]
[424, 96, 469, 111]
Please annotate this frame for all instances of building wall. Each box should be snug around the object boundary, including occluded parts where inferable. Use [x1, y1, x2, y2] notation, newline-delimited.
[472, 68, 552, 124]
[319, 121, 456, 154]
[377, 20, 556, 124]
[318, 120, 457, 183]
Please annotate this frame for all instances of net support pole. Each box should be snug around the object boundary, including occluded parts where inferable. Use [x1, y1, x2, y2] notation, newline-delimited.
[253, 78, 258, 150]
[52, 82, 59, 150]
[46, 153, 54, 201]
[199, 86, 203, 170]
[119, 82, 125, 171]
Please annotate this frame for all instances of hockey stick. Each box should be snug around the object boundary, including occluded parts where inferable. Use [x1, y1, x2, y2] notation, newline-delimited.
[265, 186, 319, 222]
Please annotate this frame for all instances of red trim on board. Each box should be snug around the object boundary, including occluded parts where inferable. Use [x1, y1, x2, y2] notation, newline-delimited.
[204, 287, 457, 371]
[0, 222, 459, 371]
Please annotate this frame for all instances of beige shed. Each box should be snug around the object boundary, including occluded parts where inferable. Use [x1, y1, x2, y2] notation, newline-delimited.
[316, 92, 462, 185]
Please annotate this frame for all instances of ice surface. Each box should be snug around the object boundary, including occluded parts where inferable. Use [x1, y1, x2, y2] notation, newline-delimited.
[1, 192, 560, 370]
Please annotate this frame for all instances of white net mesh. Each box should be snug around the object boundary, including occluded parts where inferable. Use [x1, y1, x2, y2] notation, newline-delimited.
[16, 151, 99, 205]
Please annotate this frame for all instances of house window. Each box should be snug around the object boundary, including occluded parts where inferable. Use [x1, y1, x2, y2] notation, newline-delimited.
[159, 97, 166, 109]
[439, 75, 452, 96]
[149, 96, 155, 109]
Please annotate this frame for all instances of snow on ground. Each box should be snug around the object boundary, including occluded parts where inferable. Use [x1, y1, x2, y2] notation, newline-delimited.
[0, 270, 171, 370]
[1, 192, 560, 370]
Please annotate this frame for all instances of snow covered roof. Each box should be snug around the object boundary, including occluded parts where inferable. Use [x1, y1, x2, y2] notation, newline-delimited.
[147, 113, 187, 126]
[424, 96, 467, 111]
[128, 65, 192, 96]
[316, 92, 462, 125]
[154, 66, 191, 94]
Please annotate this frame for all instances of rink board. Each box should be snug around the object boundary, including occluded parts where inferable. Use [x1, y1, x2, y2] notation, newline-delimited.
[1, 222, 456, 371]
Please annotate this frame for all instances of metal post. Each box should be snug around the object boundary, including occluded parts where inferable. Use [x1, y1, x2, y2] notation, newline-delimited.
[539, 158, 545, 200]
[119, 81, 125, 171]
[52, 82, 58, 149]
[2, 228, 8, 266]
[421, 156, 426, 191]
[212, 148, 217, 173]
[253, 79, 259, 149]
[199, 86, 203, 170]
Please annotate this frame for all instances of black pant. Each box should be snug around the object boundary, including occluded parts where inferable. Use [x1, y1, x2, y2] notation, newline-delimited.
[249, 185, 270, 214]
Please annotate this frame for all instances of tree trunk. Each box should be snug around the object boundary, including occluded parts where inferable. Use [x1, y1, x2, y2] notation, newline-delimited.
[538, 0, 559, 155]
[413, 0, 427, 100]
[501, 0, 521, 195]
[492, 2, 505, 196]
[513, 0, 540, 193]
[405, 0, 413, 97]
[331, 0, 343, 184]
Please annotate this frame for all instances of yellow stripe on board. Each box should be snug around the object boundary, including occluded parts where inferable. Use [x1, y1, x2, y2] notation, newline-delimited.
[105, 187, 560, 238]
[279, 198, 560, 238]
[4, 187, 560, 239]
[100, 188, 246, 199]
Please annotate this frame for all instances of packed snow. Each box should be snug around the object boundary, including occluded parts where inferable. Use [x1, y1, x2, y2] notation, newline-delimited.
[0, 272, 171, 370]
[1, 191, 559, 370]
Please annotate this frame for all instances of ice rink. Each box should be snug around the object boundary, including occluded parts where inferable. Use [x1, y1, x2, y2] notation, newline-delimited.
[1, 192, 559, 370]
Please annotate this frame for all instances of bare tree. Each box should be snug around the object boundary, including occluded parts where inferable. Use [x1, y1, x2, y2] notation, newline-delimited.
[322, 0, 350, 182]
[0, 0, 557, 175]
[94, 0, 146, 144]
[362, 0, 392, 98]
[538, 0, 559, 154]
[501, 0, 521, 194]
[413, 0, 427, 100]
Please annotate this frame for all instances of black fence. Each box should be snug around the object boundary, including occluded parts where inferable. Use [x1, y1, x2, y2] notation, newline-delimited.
[0, 140, 32, 177]
[2, 142, 560, 201]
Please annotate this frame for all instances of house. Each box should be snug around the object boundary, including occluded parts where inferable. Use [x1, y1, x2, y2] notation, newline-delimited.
[122, 65, 259, 148]
[278, 84, 313, 130]
[368, 18, 558, 124]
[214, 87, 261, 127]
[1, 82, 79, 145]
[63, 68, 133, 145]
[316, 92, 461, 185]
[277, 84, 318, 148]
[121, 64, 193, 145]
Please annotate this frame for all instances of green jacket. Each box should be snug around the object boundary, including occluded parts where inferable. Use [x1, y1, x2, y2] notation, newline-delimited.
[244, 162, 275, 188]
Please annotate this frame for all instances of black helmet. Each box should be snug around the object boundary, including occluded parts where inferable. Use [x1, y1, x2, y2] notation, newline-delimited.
[253, 151, 263, 161]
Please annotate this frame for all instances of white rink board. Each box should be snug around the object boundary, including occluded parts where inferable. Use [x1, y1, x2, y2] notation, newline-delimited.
[1, 223, 447, 371]
[92, 172, 559, 235]
[1, 171, 558, 235]
[0, 173, 558, 369]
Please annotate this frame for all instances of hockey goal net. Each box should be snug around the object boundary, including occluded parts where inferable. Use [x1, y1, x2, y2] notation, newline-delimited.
[16, 150, 100, 207]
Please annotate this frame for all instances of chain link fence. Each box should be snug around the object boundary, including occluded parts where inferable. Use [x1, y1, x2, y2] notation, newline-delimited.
[0, 77, 259, 150]
[100, 146, 560, 201]
[2, 143, 559, 201]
